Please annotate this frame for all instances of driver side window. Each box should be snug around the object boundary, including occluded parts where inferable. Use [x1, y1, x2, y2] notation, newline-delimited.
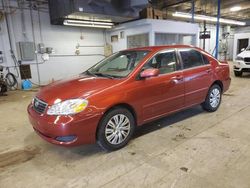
[142, 50, 179, 74]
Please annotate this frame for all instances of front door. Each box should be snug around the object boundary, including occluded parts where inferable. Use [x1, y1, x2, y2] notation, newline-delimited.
[133, 49, 185, 122]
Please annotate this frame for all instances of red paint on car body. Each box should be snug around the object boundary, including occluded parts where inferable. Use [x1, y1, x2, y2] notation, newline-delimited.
[27, 45, 231, 146]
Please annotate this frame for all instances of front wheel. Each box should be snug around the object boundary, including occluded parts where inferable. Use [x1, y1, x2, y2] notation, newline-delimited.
[97, 108, 135, 151]
[202, 84, 222, 112]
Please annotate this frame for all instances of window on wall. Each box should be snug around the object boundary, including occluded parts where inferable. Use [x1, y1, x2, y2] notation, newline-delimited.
[127, 33, 149, 49]
[179, 49, 204, 69]
[155, 33, 196, 46]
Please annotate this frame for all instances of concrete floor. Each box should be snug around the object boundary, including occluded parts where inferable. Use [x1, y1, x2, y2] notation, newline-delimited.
[1, 64, 250, 188]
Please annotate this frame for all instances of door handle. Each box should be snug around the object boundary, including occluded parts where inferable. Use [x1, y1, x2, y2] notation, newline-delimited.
[171, 75, 183, 84]
[206, 69, 212, 73]
[172, 75, 183, 81]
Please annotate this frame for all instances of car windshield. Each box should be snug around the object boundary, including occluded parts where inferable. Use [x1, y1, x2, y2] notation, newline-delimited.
[87, 50, 150, 78]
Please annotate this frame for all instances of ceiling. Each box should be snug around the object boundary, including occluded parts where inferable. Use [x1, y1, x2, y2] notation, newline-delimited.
[2, 0, 250, 25]
[151, 0, 250, 21]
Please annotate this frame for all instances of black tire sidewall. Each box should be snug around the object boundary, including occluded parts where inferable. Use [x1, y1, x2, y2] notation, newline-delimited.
[97, 108, 135, 151]
[5, 73, 17, 87]
[234, 71, 242, 77]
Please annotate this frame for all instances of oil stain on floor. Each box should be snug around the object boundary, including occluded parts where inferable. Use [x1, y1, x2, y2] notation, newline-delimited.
[0, 146, 41, 169]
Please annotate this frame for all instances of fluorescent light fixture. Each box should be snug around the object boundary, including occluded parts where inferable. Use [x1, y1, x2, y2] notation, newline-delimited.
[173, 12, 246, 26]
[63, 19, 114, 28]
[230, 6, 241, 12]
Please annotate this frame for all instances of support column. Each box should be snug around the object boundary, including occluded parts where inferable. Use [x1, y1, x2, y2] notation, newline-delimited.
[215, 0, 221, 59]
[191, 0, 195, 23]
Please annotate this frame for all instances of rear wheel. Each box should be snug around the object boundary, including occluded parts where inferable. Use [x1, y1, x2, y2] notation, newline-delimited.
[202, 84, 222, 112]
[97, 108, 135, 151]
[234, 70, 242, 77]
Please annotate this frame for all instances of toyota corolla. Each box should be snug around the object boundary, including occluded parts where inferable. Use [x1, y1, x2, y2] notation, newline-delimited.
[28, 45, 231, 151]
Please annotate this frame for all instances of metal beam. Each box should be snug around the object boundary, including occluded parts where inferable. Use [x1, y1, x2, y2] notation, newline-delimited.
[161, 0, 191, 9]
[215, 0, 221, 59]
[191, 0, 194, 22]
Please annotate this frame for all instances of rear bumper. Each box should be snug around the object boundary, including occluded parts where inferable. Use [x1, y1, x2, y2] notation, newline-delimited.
[27, 104, 102, 146]
[222, 77, 231, 93]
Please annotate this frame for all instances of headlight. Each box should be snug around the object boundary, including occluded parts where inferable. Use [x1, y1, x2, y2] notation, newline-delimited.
[47, 99, 88, 115]
[236, 56, 244, 61]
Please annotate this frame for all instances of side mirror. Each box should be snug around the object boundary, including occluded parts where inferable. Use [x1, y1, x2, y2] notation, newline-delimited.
[140, 68, 159, 78]
[241, 48, 245, 52]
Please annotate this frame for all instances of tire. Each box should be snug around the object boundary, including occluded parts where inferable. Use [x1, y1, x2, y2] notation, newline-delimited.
[234, 70, 242, 77]
[5, 73, 17, 88]
[202, 84, 222, 112]
[97, 107, 135, 151]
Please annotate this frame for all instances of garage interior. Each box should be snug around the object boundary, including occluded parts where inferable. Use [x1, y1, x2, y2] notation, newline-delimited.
[1, 0, 250, 187]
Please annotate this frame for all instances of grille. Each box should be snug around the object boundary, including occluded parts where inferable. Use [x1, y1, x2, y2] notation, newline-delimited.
[244, 57, 250, 63]
[33, 97, 47, 114]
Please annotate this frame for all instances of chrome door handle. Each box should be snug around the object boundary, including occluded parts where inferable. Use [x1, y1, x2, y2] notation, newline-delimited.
[171, 75, 183, 83]
[173, 75, 183, 81]
[206, 69, 212, 73]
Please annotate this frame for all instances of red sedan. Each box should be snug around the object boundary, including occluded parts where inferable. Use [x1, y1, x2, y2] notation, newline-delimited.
[28, 45, 231, 151]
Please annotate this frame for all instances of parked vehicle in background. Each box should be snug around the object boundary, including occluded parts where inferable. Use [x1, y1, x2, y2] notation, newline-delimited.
[28, 45, 231, 151]
[233, 46, 250, 77]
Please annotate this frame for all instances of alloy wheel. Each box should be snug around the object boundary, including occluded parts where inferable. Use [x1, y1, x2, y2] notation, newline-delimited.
[209, 88, 221, 108]
[105, 114, 131, 145]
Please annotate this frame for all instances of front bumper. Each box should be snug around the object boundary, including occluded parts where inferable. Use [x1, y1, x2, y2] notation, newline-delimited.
[233, 61, 250, 72]
[27, 104, 102, 146]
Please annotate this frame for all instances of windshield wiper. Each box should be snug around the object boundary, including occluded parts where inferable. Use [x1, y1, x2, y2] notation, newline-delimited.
[85, 70, 122, 79]
[85, 70, 97, 77]
[92, 72, 115, 79]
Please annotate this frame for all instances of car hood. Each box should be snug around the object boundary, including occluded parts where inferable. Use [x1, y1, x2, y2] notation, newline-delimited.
[238, 50, 250, 58]
[36, 75, 123, 105]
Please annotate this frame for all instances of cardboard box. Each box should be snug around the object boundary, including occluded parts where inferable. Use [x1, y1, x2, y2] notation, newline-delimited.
[139, 7, 163, 20]
[139, 7, 153, 19]
[153, 9, 163, 19]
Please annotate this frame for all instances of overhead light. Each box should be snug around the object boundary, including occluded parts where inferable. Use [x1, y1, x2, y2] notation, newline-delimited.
[173, 12, 246, 26]
[63, 19, 114, 28]
[230, 6, 241, 12]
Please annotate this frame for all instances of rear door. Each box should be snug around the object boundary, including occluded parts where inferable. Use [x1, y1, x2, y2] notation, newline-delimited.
[178, 49, 213, 107]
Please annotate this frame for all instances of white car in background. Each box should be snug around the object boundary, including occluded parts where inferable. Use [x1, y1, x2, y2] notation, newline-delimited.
[234, 46, 250, 77]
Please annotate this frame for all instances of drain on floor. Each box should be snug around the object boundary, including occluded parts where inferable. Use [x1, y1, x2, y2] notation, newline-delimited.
[180, 167, 188, 172]
[0, 146, 41, 168]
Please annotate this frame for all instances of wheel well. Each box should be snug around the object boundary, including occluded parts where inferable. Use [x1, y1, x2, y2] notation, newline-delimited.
[212, 80, 223, 92]
[95, 103, 137, 139]
[105, 104, 137, 124]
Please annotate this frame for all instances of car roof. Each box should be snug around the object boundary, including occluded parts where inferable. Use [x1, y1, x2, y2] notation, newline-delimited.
[125, 45, 195, 52]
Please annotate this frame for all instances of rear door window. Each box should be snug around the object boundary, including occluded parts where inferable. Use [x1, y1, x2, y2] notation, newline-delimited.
[179, 49, 205, 69]
[202, 54, 210, 65]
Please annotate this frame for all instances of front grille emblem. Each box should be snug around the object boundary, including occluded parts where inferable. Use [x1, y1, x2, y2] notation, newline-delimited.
[35, 101, 39, 107]
[33, 97, 48, 114]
